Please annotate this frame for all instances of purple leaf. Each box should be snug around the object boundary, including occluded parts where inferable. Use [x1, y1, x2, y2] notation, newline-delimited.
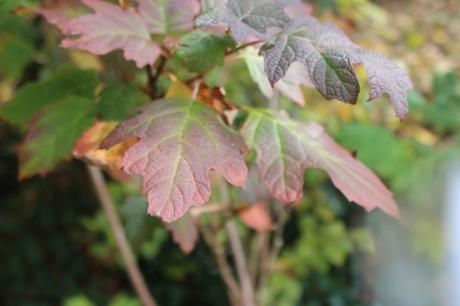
[101, 98, 248, 222]
[261, 16, 413, 118]
[195, 0, 291, 43]
[39, 0, 161, 68]
[36, 0, 88, 34]
[166, 213, 199, 253]
[243, 47, 312, 106]
[137, 0, 200, 34]
[242, 109, 400, 218]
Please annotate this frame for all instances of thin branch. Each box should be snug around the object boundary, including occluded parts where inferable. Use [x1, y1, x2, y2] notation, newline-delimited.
[87, 166, 158, 306]
[257, 209, 289, 295]
[198, 222, 241, 304]
[190, 203, 229, 218]
[192, 79, 202, 99]
[145, 56, 167, 99]
[249, 232, 268, 287]
[226, 40, 264, 55]
[145, 65, 156, 99]
[219, 180, 257, 306]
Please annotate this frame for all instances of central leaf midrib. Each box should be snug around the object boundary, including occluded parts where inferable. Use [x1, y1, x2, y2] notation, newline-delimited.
[161, 100, 195, 215]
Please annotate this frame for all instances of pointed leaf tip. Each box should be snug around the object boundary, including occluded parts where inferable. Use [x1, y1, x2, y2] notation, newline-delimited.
[242, 109, 400, 218]
[261, 16, 412, 118]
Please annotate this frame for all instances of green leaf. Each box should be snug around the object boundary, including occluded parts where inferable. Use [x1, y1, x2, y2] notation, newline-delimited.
[109, 294, 141, 306]
[0, 67, 99, 126]
[409, 71, 460, 133]
[0, 0, 38, 14]
[335, 124, 413, 182]
[0, 14, 38, 39]
[98, 83, 150, 121]
[63, 295, 96, 306]
[18, 96, 97, 179]
[433, 71, 459, 103]
[0, 35, 34, 79]
[177, 30, 236, 74]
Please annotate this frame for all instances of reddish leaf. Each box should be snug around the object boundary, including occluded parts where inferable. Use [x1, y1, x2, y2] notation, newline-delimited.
[39, 0, 161, 67]
[137, 0, 200, 34]
[239, 202, 272, 232]
[36, 0, 88, 34]
[242, 109, 400, 218]
[166, 213, 199, 253]
[101, 98, 248, 222]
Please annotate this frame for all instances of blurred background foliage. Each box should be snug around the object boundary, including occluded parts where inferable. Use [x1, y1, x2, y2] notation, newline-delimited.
[0, 0, 459, 305]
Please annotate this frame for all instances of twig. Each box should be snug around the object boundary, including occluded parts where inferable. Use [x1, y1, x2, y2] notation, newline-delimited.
[226, 40, 264, 55]
[198, 222, 241, 304]
[257, 209, 289, 295]
[87, 166, 158, 306]
[219, 180, 257, 306]
[189, 203, 229, 218]
[145, 56, 167, 99]
[192, 79, 202, 99]
[268, 89, 280, 111]
[249, 232, 268, 287]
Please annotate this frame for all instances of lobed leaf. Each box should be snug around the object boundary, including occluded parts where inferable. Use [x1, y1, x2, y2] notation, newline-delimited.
[40, 0, 161, 68]
[177, 30, 236, 74]
[137, 0, 200, 35]
[101, 98, 248, 222]
[166, 213, 198, 253]
[195, 0, 291, 43]
[241, 109, 400, 218]
[260, 16, 413, 118]
[98, 83, 150, 121]
[36, 0, 90, 34]
[0, 67, 98, 126]
[19, 96, 97, 179]
[242, 47, 312, 106]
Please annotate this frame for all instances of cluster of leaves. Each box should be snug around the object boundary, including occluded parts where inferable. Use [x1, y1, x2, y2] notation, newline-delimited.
[1, 0, 412, 251]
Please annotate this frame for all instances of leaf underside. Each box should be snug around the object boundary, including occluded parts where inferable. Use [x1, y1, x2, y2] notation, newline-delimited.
[260, 16, 412, 118]
[195, 0, 291, 43]
[101, 98, 248, 222]
[38, 0, 199, 67]
[166, 212, 199, 253]
[241, 109, 400, 218]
